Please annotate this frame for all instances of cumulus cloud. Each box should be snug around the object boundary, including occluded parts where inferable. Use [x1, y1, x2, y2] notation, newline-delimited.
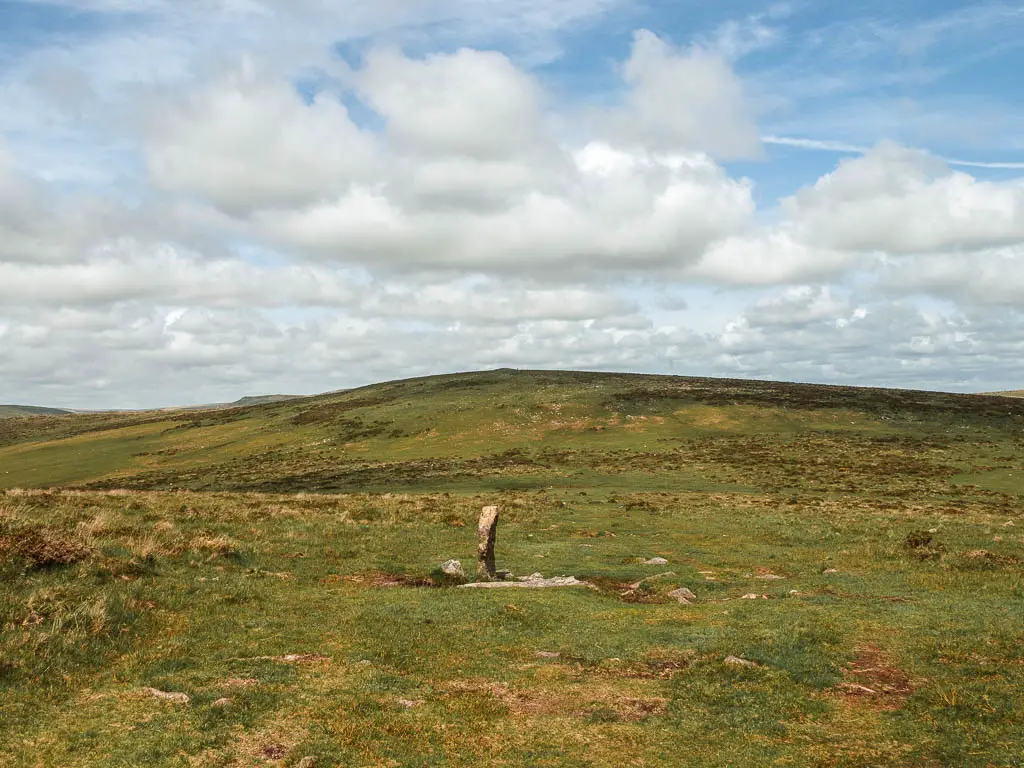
[785, 142, 1024, 254]
[5, 3, 1024, 408]
[610, 30, 762, 159]
[355, 47, 545, 160]
[258, 143, 753, 271]
[142, 44, 757, 274]
[146, 63, 378, 214]
[878, 246, 1024, 306]
[687, 230, 853, 285]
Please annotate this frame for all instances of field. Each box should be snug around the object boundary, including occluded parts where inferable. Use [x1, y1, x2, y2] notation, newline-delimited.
[2, 370, 1023, 767]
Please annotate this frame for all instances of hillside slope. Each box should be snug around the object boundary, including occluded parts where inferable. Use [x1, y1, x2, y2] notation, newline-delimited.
[2, 369, 1022, 496]
[0, 404, 73, 418]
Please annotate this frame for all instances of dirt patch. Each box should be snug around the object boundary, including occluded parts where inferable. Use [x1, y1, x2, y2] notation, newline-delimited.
[443, 678, 669, 722]
[833, 646, 913, 709]
[369, 572, 434, 588]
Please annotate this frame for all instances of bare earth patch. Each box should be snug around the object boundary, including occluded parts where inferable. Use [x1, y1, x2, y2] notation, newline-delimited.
[833, 646, 914, 709]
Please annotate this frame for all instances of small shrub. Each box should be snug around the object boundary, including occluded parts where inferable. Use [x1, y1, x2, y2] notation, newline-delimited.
[904, 530, 945, 560]
[0, 520, 92, 570]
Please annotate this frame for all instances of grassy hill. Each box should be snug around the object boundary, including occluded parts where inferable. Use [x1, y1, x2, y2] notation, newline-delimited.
[2, 368, 1023, 494]
[2, 370, 1023, 766]
[0, 404, 72, 419]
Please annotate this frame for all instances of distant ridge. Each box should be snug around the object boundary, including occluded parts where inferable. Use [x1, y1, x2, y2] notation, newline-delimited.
[0, 395, 302, 419]
[982, 390, 1024, 398]
[0, 405, 73, 419]
[157, 394, 303, 412]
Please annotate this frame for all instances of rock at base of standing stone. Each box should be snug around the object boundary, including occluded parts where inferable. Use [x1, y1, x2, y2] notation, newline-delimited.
[724, 655, 759, 668]
[440, 559, 465, 578]
[477, 505, 500, 579]
[668, 587, 697, 604]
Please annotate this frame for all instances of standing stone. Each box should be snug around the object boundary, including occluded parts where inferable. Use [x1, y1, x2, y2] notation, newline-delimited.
[477, 505, 500, 579]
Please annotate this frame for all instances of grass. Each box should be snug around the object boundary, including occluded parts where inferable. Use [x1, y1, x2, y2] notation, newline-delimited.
[1, 369, 1023, 766]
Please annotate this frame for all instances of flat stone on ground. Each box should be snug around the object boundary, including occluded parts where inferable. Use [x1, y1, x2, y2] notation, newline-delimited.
[460, 574, 589, 589]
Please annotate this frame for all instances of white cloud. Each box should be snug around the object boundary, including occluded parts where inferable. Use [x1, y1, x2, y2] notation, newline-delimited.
[610, 30, 762, 159]
[785, 142, 1024, 254]
[879, 246, 1024, 307]
[146, 63, 378, 214]
[6, 4, 1024, 408]
[355, 46, 546, 160]
[257, 143, 754, 271]
[688, 230, 853, 285]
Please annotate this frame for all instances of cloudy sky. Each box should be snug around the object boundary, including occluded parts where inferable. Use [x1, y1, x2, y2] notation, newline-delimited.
[2, 0, 1024, 408]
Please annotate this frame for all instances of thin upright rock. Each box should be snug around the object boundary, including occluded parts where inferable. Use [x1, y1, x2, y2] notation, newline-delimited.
[477, 505, 500, 579]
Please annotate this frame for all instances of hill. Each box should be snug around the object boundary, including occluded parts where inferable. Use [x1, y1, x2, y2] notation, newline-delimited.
[0, 404, 73, 418]
[1, 368, 1022, 495]
[2, 370, 1023, 766]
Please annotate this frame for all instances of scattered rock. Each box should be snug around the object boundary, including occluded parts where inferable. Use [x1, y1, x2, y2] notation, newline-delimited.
[355, 660, 372, 667]
[755, 572, 784, 580]
[397, 698, 423, 709]
[823, 568, 839, 574]
[144, 687, 190, 705]
[789, 590, 799, 595]
[297, 758, 317, 768]
[644, 557, 669, 565]
[668, 587, 697, 604]
[477, 506, 500, 579]
[460, 574, 589, 589]
[440, 559, 465, 578]
[536, 651, 561, 659]
[276, 654, 329, 664]
[496, 569, 514, 581]
[211, 697, 233, 707]
[724, 656, 759, 668]
[835, 682, 877, 695]
[628, 572, 677, 589]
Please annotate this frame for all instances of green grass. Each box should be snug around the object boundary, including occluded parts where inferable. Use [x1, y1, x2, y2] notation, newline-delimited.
[1, 370, 1023, 766]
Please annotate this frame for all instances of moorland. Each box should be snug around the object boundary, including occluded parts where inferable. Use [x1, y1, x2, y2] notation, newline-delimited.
[1, 369, 1022, 766]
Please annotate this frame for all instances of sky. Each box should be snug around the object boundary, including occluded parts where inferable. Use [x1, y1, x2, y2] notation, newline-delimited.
[2, 0, 1024, 409]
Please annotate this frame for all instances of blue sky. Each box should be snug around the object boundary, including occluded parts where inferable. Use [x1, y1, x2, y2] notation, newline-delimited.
[1, 0, 1023, 407]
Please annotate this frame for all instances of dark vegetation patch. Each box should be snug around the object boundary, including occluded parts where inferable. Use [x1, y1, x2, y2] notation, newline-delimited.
[0, 518, 93, 570]
[904, 530, 946, 561]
